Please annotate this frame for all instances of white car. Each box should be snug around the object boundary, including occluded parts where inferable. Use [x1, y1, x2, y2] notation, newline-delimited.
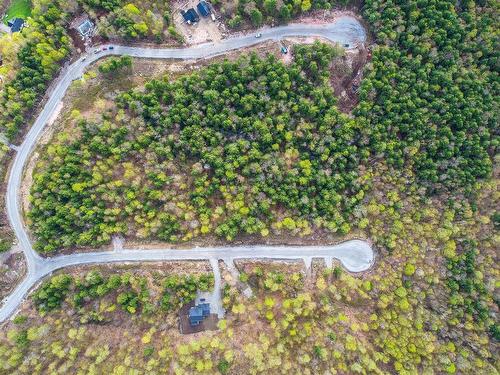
[255, 33, 262, 38]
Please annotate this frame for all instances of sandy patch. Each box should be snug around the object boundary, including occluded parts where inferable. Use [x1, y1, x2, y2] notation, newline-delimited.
[172, 0, 225, 44]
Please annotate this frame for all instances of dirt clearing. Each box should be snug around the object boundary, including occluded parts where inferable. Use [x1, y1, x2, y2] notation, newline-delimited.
[330, 43, 370, 113]
[172, 0, 225, 44]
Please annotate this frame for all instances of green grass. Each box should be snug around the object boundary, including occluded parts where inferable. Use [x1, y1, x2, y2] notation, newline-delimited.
[4, 0, 31, 24]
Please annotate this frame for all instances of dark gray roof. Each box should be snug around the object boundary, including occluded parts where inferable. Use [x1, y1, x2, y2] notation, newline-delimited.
[188, 302, 211, 325]
[197, 1, 210, 17]
[8, 18, 24, 33]
[181, 8, 199, 23]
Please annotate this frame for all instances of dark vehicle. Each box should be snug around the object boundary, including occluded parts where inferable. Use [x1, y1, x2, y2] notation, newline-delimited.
[109, 46, 114, 50]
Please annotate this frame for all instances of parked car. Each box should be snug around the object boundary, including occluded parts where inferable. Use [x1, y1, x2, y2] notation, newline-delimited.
[255, 33, 262, 38]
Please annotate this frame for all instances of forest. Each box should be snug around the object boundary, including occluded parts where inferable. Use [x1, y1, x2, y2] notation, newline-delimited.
[0, 0, 498, 374]
[30, 42, 367, 252]
[358, 0, 498, 192]
[32, 269, 214, 316]
[0, 0, 72, 141]
[79, 0, 177, 41]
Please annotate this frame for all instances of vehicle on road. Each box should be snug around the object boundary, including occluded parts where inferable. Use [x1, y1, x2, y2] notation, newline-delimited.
[102, 47, 108, 51]
[109, 46, 114, 50]
[255, 33, 262, 38]
[94, 50, 100, 54]
[281, 46, 288, 54]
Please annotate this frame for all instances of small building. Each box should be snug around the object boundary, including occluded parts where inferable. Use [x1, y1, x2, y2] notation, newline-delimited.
[188, 302, 210, 326]
[197, 1, 211, 17]
[7, 18, 24, 33]
[181, 8, 199, 24]
[77, 19, 94, 37]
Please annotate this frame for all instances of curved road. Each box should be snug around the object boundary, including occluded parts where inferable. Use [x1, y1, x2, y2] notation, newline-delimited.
[1, 17, 370, 322]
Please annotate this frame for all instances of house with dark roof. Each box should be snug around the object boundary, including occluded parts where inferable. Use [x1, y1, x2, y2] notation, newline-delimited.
[7, 18, 24, 33]
[181, 8, 199, 24]
[197, 1, 211, 17]
[77, 19, 94, 37]
[188, 302, 210, 326]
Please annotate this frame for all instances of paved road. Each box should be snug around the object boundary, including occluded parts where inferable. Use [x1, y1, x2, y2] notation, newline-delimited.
[1, 17, 369, 323]
[1, 241, 374, 322]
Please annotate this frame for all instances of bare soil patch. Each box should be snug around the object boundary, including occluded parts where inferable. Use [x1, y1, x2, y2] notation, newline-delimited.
[0, 250, 26, 301]
[0, 148, 14, 245]
[235, 259, 304, 276]
[330, 44, 370, 113]
[295, 9, 362, 25]
[172, 0, 225, 44]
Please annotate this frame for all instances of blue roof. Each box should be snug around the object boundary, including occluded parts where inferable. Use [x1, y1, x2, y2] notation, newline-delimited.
[197, 1, 210, 17]
[188, 303, 211, 326]
[8, 18, 24, 33]
[181, 8, 199, 23]
[189, 306, 204, 325]
[199, 303, 210, 317]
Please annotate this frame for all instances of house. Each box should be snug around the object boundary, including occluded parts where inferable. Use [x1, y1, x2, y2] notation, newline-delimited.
[181, 8, 199, 24]
[188, 302, 210, 326]
[7, 18, 24, 33]
[196, 1, 211, 17]
[77, 19, 94, 37]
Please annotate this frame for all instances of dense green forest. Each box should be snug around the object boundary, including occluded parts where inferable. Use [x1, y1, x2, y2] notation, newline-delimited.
[30, 43, 366, 252]
[358, 0, 498, 192]
[30, 0, 499, 251]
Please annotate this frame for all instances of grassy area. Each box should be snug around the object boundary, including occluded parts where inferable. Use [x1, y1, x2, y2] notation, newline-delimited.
[3, 0, 31, 23]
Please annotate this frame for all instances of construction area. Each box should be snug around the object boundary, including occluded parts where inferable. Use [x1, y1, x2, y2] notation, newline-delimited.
[172, 0, 228, 44]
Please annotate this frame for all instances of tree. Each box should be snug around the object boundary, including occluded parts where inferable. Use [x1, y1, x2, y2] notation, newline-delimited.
[250, 9, 263, 27]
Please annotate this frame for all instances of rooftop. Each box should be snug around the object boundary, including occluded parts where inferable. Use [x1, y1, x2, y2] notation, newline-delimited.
[188, 301, 211, 325]
[7, 18, 24, 33]
[197, 1, 211, 17]
[181, 8, 199, 24]
[77, 19, 94, 36]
